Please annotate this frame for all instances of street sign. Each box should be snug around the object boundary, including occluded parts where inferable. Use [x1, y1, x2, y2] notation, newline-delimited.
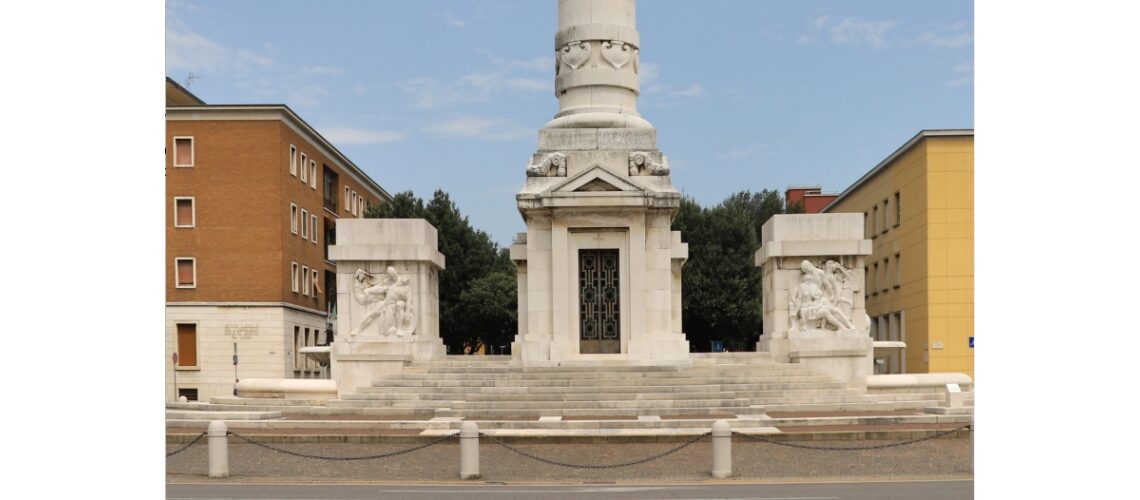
[969, 337, 974, 348]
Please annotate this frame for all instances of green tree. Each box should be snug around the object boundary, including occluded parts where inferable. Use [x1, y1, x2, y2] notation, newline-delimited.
[367, 190, 516, 354]
[673, 190, 790, 351]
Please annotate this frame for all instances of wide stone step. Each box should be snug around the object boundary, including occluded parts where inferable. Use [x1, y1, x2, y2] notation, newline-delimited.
[364, 381, 848, 394]
[444, 398, 751, 410]
[374, 376, 838, 388]
[388, 368, 820, 380]
[165, 409, 283, 420]
[206, 396, 330, 407]
[434, 406, 764, 419]
[759, 400, 945, 412]
[346, 390, 743, 402]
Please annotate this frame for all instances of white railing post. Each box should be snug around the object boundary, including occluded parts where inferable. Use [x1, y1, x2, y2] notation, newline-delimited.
[711, 420, 732, 479]
[207, 420, 229, 478]
[460, 422, 480, 480]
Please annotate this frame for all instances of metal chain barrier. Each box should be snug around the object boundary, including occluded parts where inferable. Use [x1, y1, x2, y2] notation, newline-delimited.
[735, 424, 971, 451]
[226, 431, 458, 461]
[166, 432, 207, 457]
[484, 431, 711, 469]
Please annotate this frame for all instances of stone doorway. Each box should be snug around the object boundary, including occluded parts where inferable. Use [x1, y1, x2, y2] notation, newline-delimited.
[578, 248, 621, 354]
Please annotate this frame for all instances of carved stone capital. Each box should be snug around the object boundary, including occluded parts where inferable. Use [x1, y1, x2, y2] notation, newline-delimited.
[526, 152, 568, 177]
[628, 151, 669, 176]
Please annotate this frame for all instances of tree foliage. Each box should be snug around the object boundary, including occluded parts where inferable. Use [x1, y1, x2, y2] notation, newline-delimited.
[366, 190, 516, 354]
[672, 190, 790, 351]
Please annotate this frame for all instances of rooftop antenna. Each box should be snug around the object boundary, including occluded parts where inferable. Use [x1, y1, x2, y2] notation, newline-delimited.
[184, 72, 200, 87]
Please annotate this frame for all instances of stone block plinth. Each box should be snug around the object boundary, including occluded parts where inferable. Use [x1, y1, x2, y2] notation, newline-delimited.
[328, 219, 446, 396]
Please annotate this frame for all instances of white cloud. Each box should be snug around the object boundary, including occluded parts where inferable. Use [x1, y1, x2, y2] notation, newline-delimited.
[638, 61, 703, 107]
[946, 61, 973, 88]
[302, 65, 345, 76]
[668, 84, 704, 99]
[165, 18, 229, 73]
[423, 116, 531, 142]
[445, 13, 466, 28]
[320, 126, 406, 145]
[829, 17, 895, 48]
[915, 21, 973, 48]
[399, 56, 551, 109]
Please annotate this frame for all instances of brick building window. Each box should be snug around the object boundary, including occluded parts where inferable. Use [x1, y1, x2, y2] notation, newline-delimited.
[174, 197, 195, 228]
[344, 186, 350, 210]
[175, 258, 196, 288]
[300, 153, 308, 182]
[173, 137, 194, 167]
[302, 266, 310, 296]
[312, 269, 320, 297]
[872, 262, 879, 295]
[310, 161, 317, 190]
[324, 218, 335, 261]
[301, 209, 309, 239]
[872, 206, 879, 237]
[289, 145, 297, 176]
[881, 257, 889, 292]
[291, 262, 299, 293]
[290, 203, 298, 234]
[323, 167, 339, 212]
[176, 323, 198, 368]
[310, 214, 318, 244]
[895, 253, 902, 288]
[881, 198, 889, 234]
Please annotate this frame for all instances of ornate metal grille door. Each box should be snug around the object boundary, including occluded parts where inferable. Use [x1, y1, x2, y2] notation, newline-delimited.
[579, 249, 621, 354]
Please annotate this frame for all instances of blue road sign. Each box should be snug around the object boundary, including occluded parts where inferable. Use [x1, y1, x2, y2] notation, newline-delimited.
[969, 336, 974, 348]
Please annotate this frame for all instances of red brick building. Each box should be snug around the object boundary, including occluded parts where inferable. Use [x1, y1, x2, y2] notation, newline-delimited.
[165, 78, 391, 400]
[785, 185, 838, 214]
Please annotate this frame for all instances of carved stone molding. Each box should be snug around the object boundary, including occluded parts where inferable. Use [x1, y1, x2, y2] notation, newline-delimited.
[350, 266, 417, 338]
[788, 260, 859, 333]
[559, 41, 591, 71]
[628, 151, 669, 176]
[600, 40, 633, 69]
[526, 152, 568, 177]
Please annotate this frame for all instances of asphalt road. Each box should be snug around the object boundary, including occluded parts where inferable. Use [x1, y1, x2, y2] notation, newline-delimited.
[167, 480, 973, 499]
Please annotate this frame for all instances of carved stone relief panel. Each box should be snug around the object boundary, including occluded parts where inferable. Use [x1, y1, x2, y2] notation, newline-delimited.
[526, 152, 568, 177]
[788, 259, 860, 333]
[628, 151, 669, 176]
[350, 266, 417, 338]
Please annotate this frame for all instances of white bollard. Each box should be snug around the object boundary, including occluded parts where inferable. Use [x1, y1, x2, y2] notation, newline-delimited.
[207, 420, 229, 478]
[460, 422, 480, 480]
[711, 419, 732, 479]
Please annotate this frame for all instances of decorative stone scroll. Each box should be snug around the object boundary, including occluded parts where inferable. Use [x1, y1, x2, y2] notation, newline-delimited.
[350, 266, 417, 337]
[558, 41, 591, 72]
[788, 260, 858, 333]
[601, 41, 633, 69]
[628, 151, 669, 176]
[526, 152, 568, 177]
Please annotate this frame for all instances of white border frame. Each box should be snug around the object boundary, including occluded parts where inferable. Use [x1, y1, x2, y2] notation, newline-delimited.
[173, 196, 195, 228]
[301, 209, 309, 239]
[310, 160, 317, 189]
[174, 257, 197, 289]
[310, 214, 318, 243]
[290, 203, 298, 234]
[172, 136, 194, 167]
[300, 152, 308, 182]
[311, 269, 320, 297]
[302, 265, 310, 296]
[291, 262, 299, 293]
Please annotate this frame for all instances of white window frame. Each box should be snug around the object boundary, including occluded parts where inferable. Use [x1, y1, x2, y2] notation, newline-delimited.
[300, 153, 308, 182]
[310, 161, 318, 189]
[310, 214, 318, 243]
[289, 145, 297, 176]
[173, 196, 195, 228]
[175, 257, 197, 289]
[345, 186, 351, 211]
[291, 262, 299, 293]
[173, 136, 194, 167]
[311, 269, 320, 297]
[352, 191, 358, 216]
[290, 203, 299, 234]
[302, 265, 310, 296]
[301, 209, 309, 239]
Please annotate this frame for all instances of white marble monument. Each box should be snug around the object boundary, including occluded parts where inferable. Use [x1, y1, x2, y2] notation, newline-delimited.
[510, 0, 691, 366]
[754, 214, 875, 388]
[328, 219, 446, 396]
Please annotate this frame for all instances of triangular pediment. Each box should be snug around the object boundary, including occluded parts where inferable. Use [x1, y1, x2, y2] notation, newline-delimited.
[549, 165, 643, 194]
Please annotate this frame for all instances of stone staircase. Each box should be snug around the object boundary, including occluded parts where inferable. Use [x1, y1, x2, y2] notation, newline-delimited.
[318, 353, 971, 419]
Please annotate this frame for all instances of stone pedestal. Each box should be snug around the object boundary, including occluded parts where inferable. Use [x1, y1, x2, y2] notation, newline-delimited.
[755, 214, 874, 388]
[328, 219, 446, 396]
[509, 0, 690, 366]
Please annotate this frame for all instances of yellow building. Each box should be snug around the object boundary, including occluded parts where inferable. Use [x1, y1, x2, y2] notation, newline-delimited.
[823, 129, 974, 379]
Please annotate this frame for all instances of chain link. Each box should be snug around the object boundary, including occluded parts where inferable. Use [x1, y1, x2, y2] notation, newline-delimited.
[735, 424, 970, 451]
[226, 431, 458, 461]
[484, 431, 710, 469]
[166, 432, 207, 457]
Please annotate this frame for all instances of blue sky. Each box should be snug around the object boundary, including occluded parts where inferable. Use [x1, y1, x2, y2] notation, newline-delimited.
[166, 0, 973, 246]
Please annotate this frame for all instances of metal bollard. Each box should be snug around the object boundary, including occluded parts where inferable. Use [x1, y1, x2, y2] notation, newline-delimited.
[460, 422, 480, 480]
[711, 419, 732, 479]
[208, 420, 229, 478]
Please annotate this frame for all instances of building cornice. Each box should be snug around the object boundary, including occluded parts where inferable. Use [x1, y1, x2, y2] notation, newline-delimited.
[822, 129, 974, 212]
[166, 301, 328, 317]
[166, 105, 392, 203]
